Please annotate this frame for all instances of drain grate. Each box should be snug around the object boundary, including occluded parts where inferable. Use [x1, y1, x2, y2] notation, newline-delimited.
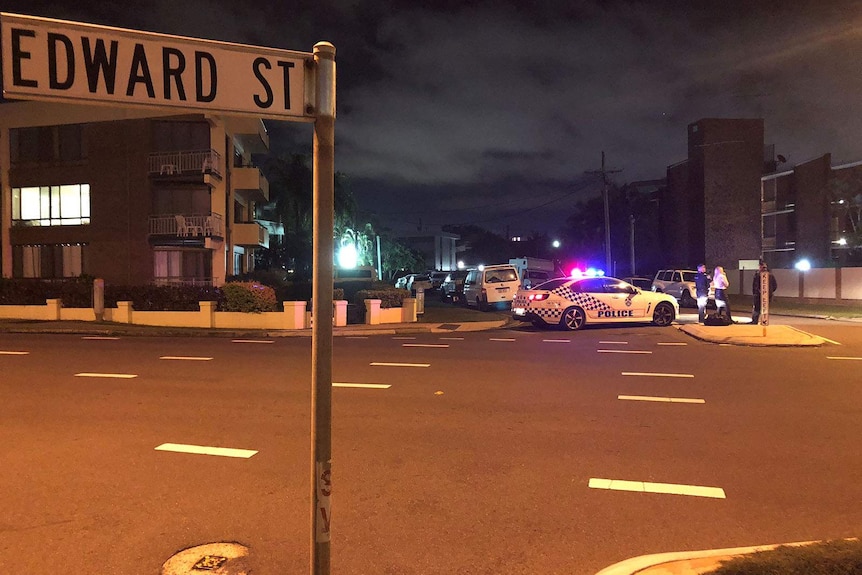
[192, 555, 228, 571]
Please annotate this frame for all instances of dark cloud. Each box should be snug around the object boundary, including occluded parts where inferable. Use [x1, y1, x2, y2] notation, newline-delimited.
[9, 0, 862, 234]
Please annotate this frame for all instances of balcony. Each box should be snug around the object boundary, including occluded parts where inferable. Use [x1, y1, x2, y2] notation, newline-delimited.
[233, 221, 269, 248]
[225, 117, 270, 154]
[232, 166, 269, 202]
[149, 212, 224, 240]
[148, 149, 223, 181]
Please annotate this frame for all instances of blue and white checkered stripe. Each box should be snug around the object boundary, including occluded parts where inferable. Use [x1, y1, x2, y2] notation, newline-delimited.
[551, 286, 613, 312]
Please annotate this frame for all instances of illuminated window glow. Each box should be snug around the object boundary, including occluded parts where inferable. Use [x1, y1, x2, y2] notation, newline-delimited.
[12, 184, 91, 226]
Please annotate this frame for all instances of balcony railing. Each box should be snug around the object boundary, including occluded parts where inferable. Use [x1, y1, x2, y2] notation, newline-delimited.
[149, 213, 224, 238]
[148, 149, 222, 179]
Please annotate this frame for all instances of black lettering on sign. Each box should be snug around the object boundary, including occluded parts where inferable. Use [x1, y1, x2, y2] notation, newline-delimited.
[252, 57, 273, 108]
[82, 37, 119, 94]
[126, 43, 155, 97]
[195, 51, 217, 103]
[47, 33, 75, 90]
[162, 47, 187, 101]
[11, 28, 38, 88]
[277, 60, 294, 110]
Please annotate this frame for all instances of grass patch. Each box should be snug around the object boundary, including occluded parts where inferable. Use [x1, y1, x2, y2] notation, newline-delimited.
[709, 539, 862, 575]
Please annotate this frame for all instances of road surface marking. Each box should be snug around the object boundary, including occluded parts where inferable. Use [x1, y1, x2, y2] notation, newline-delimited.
[393, 336, 416, 340]
[622, 371, 694, 378]
[599, 341, 628, 345]
[0, 350, 29, 355]
[82, 336, 120, 340]
[598, 349, 652, 354]
[588, 478, 725, 499]
[231, 339, 274, 344]
[618, 395, 705, 404]
[439, 337, 464, 341]
[160, 356, 213, 361]
[543, 339, 570, 343]
[346, 336, 369, 339]
[75, 372, 138, 379]
[333, 383, 391, 389]
[489, 338, 516, 342]
[786, 326, 841, 345]
[827, 356, 862, 361]
[402, 343, 450, 348]
[657, 342, 687, 346]
[370, 362, 430, 368]
[155, 443, 257, 458]
[819, 336, 842, 345]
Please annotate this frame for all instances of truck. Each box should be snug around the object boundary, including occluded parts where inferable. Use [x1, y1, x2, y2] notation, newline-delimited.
[508, 257, 559, 289]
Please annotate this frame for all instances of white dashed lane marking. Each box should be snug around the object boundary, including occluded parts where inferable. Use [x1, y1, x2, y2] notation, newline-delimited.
[402, 343, 449, 348]
[622, 371, 694, 379]
[75, 373, 138, 379]
[657, 342, 687, 346]
[0, 351, 30, 355]
[333, 383, 391, 389]
[598, 349, 652, 354]
[159, 356, 213, 361]
[489, 338, 516, 342]
[543, 339, 570, 343]
[232, 339, 274, 344]
[439, 337, 464, 341]
[155, 443, 257, 458]
[589, 478, 725, 499]
[599, 341, 628, 345]
[826, 356, 862, 361]
[392, 336, 416, 340]
[618, 395, 705, 404]
[82, 336, 120, 340]
[370, 362, 430, 368]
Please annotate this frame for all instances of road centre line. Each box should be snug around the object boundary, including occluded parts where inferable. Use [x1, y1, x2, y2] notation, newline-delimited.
[333, 383, 391, 389]
[598, 349, 652, 354]
[0, 350, 30, 355]
[657, 342, 688, 346]
[75, 372, 138, 379]
[82, 336, 120, 340]
[402, 343, 450, 348]
[231, 339, 274, 344]
[489, 338, 516, 342]
[618, 395, 705, 404]
[160, 356, 213, 361]
[599, 341, 628, 345]
[622, 371, 694, 378]
[370, 362, 430, 368]
[589, 477, 725, 499]
[543, 339, 570, 343]
[826, 356, 862, 361]
[155, 443, 257, 459]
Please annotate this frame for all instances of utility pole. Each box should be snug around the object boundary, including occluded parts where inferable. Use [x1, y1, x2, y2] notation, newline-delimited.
[586, 152, 622, 273]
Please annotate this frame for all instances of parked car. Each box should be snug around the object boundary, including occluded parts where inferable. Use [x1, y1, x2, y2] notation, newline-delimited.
[406, 273, 432, 294]
[651, 269, 715, 307]
[428, 271, 449, 291]
[622, 276, 654, 291]
[512, 276, 678, 330]
[439, 270, 469, 303]
[463, 264, 521, 310]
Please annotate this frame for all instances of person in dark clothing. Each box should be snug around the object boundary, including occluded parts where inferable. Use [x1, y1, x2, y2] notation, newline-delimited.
[752, 261, 778, 324]
[694, 263, 711, 323]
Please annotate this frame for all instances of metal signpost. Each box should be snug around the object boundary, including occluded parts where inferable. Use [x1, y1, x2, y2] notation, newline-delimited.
[759, 270, 770, 336]
[2, 13, 336, 575]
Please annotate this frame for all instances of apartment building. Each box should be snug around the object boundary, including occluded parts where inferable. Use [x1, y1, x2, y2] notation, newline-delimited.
[761, 153, 862, 269]
[0, 100, 272, 286]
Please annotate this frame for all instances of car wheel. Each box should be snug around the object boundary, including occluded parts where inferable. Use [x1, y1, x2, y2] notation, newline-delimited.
[560, 306, 586, 331]
[680, 289, 695, 308]
[653, 302, 675, 327]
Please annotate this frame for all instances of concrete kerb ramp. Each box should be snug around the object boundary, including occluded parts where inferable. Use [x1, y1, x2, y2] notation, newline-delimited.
[676, 323, 825, 347]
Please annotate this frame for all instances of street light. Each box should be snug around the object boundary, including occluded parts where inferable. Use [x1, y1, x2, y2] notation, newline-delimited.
[552, 239, 561, 249]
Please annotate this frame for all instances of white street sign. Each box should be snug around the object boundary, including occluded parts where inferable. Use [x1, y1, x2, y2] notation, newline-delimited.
[1, 13, 314, 120]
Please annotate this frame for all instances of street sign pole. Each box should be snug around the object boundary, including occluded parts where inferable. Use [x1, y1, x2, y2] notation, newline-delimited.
[760, 270, 770, 336]
[311, 41, 336, 575]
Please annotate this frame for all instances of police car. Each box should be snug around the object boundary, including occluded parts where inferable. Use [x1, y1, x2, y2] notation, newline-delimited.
[512, 276, 679, 330]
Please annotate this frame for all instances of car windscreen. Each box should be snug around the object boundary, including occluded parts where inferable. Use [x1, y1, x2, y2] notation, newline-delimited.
[486, 269, 518, 282]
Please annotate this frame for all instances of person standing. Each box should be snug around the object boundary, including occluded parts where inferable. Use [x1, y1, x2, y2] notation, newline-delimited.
[713, 265, 732, 321]
[752, 261, 778, 324]
[695, 263, 711, 323]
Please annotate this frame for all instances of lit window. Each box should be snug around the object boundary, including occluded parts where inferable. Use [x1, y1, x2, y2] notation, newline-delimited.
[11, 184, 90, 226]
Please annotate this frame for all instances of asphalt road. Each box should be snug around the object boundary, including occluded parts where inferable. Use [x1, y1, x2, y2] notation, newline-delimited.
[1, 318, 860, 575]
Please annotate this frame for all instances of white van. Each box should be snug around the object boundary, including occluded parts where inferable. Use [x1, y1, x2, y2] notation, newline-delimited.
[508, 257, 557, 289]
[463, 264, 521, 310]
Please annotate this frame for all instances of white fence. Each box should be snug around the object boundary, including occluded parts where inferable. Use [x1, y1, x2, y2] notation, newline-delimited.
[729, 267, 862, 301]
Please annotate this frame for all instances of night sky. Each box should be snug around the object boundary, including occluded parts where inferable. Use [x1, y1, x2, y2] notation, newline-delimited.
[7, 0, 862, 236]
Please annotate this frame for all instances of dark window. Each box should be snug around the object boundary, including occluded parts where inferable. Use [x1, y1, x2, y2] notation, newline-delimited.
[152, 121, 211, 151]
[11, 125, 86, 163]
[574, 278, 606, 293]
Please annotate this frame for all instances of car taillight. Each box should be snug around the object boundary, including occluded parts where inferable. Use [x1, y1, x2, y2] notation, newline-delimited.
[529, 293, 549, 301]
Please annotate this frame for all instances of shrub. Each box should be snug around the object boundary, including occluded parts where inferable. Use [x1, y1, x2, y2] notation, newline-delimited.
[106, 284, 224, 311]
[221, 282, 278, 312]
[354, 288, 410, 309]
[0, 277, 93, 307]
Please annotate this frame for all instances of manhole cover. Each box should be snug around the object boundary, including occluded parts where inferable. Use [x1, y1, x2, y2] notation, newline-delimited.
[162, 542, 250, 575]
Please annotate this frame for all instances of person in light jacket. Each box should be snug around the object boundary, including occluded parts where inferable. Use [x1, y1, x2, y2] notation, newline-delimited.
[712, 266, 733, 321]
